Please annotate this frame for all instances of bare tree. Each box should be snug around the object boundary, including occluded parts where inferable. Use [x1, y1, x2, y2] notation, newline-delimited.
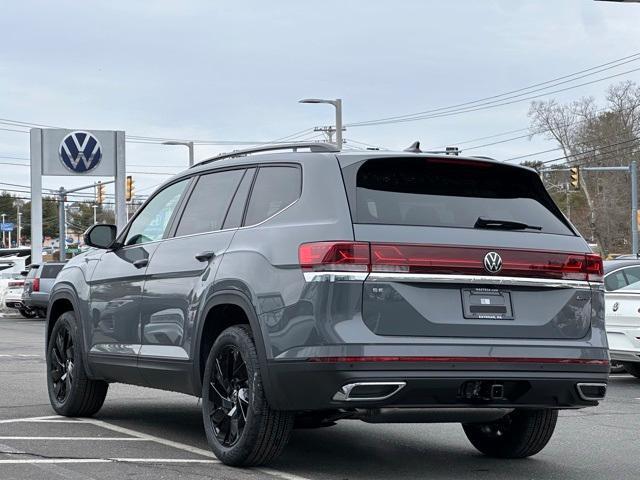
[528, 81, 640, 256]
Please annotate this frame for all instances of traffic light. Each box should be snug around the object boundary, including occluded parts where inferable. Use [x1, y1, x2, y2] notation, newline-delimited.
[125, 175, 134, 202]
[96, 182, 105, 205]
[570, 167, 580, 190]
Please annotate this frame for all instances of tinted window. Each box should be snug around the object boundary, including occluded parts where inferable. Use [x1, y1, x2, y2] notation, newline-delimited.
[244, 166, 301, 226]
[41, 264, 64, 278]
[223, 168, 255, 229]
[175, 169, 244, 236]
[125, 179, 188, 246]
[353, 158, 573, 235]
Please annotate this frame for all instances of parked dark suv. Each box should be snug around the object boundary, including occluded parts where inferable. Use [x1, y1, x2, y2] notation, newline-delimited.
[46, 143, 608, 466]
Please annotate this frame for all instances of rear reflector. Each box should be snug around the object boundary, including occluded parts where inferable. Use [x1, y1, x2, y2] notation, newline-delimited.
[298, 241, 603, 282]
[308, 356, 609, 366]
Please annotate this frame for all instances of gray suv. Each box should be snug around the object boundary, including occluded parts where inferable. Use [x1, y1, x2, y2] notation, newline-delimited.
[45, 143, 609, 466]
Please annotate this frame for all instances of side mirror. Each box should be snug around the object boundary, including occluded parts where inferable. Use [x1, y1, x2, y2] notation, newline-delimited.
[84, 224, 118, 249]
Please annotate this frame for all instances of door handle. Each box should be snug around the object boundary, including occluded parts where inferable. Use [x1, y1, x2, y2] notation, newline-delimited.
[133, 259, 149, 269]
[195, 251, 216, 262]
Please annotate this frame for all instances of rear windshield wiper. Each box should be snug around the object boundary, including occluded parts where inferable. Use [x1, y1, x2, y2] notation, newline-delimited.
[474, 217, 542, 231]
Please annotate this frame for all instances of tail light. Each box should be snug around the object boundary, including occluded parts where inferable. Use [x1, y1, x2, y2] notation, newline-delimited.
[32, 278, 40, 292]
[298, 242, 603, 282]
[8, 281, 24, 288]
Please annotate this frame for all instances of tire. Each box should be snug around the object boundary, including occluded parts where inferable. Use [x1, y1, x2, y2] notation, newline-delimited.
[19, 308, 36, 319]
[46, 311, 108, 417]
[622, 362, 640, 378]
[201, 325, 295, 466]
[463, 409, 558, 459]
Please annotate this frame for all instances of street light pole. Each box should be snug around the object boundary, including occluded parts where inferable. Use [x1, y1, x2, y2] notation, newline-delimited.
[299, 98, 344, 149]
[93, 205, 98, 224]
[162, 141, 194, 167]
[17, 209, 22, 248]
[1, 213, 5, 248]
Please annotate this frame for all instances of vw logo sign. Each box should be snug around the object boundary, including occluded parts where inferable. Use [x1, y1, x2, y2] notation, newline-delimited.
[483, 251, 503, 273]
[59, 131, 102, 173]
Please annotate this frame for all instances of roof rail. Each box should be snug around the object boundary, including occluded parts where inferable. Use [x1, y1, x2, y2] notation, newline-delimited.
[193, 142, 339, 168]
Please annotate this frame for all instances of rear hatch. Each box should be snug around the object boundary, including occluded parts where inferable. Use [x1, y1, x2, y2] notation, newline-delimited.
[339, 155, 601, 340]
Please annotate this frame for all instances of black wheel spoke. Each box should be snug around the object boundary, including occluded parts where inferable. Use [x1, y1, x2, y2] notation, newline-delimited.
[49, 324, 75, 404]
[206, 344, 250, 448]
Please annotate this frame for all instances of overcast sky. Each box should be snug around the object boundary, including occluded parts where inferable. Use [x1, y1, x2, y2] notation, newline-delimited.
[1, 0, 640, 200]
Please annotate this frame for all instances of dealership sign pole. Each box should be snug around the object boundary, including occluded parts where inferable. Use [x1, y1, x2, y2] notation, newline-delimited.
[30, 129, 126, 264]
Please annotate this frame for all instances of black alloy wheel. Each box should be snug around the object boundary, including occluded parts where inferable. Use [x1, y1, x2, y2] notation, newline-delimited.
[50, 323, 75, 404]
[206, 345, 250, 448]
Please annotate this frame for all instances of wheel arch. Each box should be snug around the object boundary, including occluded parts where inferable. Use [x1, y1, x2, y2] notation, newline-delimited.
[46, 287, 95, 376]
[194, 290, 275, 403]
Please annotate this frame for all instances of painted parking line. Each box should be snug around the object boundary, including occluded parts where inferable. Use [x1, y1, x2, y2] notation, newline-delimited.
[0, 458, 219, 464]
[0, 354, 41, 358]
[0, 415, 314, 480]
[0, 437, 147, 441]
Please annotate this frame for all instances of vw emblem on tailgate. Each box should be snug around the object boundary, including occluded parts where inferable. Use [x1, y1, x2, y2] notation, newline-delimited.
[483, 252, 503, 273]
[59, 131, 102, 173]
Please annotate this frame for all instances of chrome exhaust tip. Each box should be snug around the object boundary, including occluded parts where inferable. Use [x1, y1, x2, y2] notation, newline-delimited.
[332, 382, 406, 402]
[576, 382, 607, 401]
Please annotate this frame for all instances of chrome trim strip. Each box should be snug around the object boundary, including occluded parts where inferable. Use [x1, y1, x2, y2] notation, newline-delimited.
[303, 271, 369, 282]
[332, 382, 406, 402]
[576, 382, 607, 401]
[367, 272, 593, 289]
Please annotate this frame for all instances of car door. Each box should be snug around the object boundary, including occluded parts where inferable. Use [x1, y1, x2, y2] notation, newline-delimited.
[138, 167, 255, 393]
[87, 178, 190, 383]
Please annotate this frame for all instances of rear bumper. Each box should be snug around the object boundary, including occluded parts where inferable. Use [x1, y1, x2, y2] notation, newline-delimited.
[607, 327, 640, 363]
[265, 360, 609, 411]
[22, 293, 49, 309]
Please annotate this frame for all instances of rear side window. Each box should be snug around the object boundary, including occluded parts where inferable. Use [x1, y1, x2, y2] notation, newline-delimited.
[223, 168, 255, 229]
[26, 267, 39, 279]
[353, 158, 573, 235]
[41, 264, 64, 278]
[175, 169, 244, 236]
[244, 166, 301, 226]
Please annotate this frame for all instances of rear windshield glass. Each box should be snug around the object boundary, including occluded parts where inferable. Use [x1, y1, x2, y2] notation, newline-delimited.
[41, 264, 64, 278]
[353, 157, 573, 235]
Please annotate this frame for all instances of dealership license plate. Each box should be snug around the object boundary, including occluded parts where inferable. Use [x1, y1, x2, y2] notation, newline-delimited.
[461, 288, 514, 320]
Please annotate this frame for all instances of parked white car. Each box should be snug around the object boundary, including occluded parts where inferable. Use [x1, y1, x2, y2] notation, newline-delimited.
[604, 260, 640, 378]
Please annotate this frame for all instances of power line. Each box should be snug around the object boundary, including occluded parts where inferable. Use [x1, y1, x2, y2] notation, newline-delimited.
[348, 66, 640, 128]
[347, 53, 640, 127]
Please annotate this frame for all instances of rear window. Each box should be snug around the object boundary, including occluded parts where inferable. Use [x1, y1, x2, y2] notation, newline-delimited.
[26, 267, 39, 279]
[41, 264, 64, 278]
[353, 157, 573, 235]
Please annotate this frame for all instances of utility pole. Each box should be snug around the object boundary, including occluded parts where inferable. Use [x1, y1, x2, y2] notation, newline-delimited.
[93, 205, 98, 224]
[57, 180, 115, 261]
[17, 208, 21, 247]
[632, 160, 638, 255]
[58, 187, 66, 261]
[1, 213, 5, 248]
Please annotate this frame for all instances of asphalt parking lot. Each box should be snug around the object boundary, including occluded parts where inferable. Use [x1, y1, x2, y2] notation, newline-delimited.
[1, 310, 639, 480]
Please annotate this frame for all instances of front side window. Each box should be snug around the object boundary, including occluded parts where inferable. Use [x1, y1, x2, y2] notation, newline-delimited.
[124, 179, 188, 246]
[175, 169, 245, 237]
[244, 166, 301, 226]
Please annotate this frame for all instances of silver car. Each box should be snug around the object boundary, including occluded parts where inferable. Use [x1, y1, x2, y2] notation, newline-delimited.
[45, 144, 609, 466]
